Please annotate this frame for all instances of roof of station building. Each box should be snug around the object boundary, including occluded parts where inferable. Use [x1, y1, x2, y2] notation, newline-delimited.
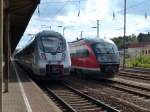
[8, 0, 40, 53]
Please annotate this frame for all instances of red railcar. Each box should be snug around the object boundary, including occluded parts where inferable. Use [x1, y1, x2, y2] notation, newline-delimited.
[69, 38, 120, 78]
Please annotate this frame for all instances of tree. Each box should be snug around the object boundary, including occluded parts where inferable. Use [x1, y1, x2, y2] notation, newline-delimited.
[112, 34, 138, 50]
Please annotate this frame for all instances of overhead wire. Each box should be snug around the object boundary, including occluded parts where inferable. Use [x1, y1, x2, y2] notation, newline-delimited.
[38, 0, 87, 18]
[37, 0, 150, 20]
[53, 0, 70, 17]
[118, 0, 150, 13]
[39, 0, 111, 18]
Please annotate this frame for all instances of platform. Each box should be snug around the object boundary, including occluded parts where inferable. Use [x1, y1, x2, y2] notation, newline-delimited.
[2, 62, 62, 112]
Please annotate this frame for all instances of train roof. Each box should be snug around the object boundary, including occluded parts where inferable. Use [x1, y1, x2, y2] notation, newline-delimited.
[15, 30, 64, 55]
[35, 30, 64, 39]
[69, 37, 115, 45]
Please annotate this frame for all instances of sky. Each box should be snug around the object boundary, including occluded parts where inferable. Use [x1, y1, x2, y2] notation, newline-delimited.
[17, 0, 150, 49]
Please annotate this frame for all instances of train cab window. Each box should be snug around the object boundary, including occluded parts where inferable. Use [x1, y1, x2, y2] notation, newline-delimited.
[76, 49, 89, 57]
[40, 36, 66, 53]
[82, 49, 89, 57]
[92, 42, 118, 54]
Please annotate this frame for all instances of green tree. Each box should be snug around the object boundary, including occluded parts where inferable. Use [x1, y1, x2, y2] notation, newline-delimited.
[112, 34, 138, 50]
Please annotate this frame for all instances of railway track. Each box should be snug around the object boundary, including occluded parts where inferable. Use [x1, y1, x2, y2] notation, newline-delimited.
[119, 66, 150, 71]
[104, 78, 150, 99]
[133, 67, 150, 72]
[107, 78, 150, 91]
[120, 67, 150, 75]
[65, 77, 150, 112]
[40, 82, 119, 112]
[118, 71, 150, 82]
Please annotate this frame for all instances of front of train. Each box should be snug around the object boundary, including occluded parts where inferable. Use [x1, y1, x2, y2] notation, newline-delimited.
[91, 38, 120, 76]
[34, 31, 71, 80]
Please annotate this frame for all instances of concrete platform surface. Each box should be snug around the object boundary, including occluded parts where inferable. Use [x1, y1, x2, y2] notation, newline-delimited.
[2, 62, 62, 112]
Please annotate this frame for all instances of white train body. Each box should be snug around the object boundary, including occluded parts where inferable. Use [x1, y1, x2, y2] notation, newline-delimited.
[15, 30, 71, 80]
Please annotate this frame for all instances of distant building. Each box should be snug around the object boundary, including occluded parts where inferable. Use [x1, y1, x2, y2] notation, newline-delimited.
[128, 42, 150, 57]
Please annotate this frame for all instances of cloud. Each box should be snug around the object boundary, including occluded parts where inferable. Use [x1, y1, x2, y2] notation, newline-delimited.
[117, 0, 150, 16]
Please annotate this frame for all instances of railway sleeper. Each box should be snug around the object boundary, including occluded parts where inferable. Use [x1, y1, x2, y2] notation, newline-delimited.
[58, 94, 81, 98]
[56, 94, 80, 97]
[60, 96, 86, 100]
[70, 102, 93, 106]
[75, 107, 103, 112]
[68, 100, 89, 104]
[75, 105, 99, 109]
[56, 93, 78, 96]
[60, 96, 84, 100]
[54, 91, 74, 93]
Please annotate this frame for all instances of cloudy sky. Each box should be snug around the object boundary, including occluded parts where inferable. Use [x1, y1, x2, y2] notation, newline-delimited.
[17, 0, 150, 48]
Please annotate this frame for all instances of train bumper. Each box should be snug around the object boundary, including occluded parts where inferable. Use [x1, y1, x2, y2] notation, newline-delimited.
[46, 64, 64, 75]
[100, 64, 119, 73]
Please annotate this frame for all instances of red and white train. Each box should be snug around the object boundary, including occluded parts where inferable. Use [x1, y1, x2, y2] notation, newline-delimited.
[69, 38, 120, 78]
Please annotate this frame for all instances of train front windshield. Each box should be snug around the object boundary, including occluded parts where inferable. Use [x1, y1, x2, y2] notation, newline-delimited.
[92, 42, 118, 54]
[92, 42, 119, 63]
[40, 37, 66, 53]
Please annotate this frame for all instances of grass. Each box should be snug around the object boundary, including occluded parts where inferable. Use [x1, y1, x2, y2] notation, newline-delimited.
[126, 55, 150, 68]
